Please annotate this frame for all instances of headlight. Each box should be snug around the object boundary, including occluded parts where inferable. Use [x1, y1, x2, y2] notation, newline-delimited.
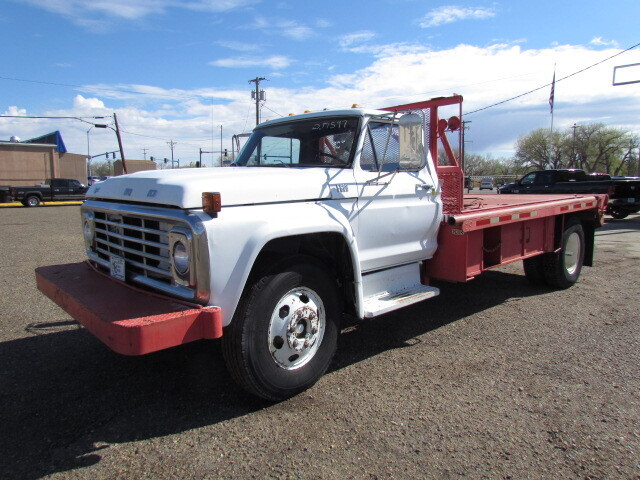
[82, 214, 94, 247]
[83, 220, 92, 241]
[172, 240, 190, 275]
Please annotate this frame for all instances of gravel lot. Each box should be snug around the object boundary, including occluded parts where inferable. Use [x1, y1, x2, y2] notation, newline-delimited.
[1, 205, 638, 479]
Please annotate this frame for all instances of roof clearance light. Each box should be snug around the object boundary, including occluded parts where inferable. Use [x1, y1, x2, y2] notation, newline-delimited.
[351, 104, 360, 108]
[202, 192, 222, 216]
[288, 113, 295, 116]
[304, 110, 313, 113]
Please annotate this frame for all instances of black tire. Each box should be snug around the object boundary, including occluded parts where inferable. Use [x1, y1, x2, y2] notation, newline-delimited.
[542, 219, 585, 289]
[608, 207, 629, 220]
[25, 195, 41, 207]
[222, 261, 340, 401]
[523, 255, 546, 285]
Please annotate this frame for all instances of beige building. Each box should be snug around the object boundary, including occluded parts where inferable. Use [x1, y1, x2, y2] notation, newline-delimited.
[0, 137, 86, 186]
[0, 131, 156, 187]
[113, 159, 157, 175]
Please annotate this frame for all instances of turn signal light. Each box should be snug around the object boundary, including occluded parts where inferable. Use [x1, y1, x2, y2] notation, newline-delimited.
[202, 192, 222, 216]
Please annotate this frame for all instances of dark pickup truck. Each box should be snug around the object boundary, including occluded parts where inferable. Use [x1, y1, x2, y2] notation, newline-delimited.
[7, 178, 87, 207]
[498, 169, 640, 219]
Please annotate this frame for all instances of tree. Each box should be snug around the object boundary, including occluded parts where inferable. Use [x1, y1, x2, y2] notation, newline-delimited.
[515, 124, 638, 175]
[89, 161, 112, 177]
[514, 128, 565, 170]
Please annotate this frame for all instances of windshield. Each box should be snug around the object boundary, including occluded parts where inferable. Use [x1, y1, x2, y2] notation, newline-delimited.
[234, 116, 360, 168]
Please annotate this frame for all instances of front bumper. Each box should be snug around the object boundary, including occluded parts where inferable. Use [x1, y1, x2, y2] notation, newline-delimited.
[36, 261, 222, 355]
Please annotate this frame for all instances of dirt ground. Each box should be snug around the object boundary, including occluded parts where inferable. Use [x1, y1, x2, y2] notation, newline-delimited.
[0, 205, 638, 480]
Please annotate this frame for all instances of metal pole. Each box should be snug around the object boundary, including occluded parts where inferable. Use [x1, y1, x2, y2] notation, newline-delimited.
[86, 126, 93, 177]
[220, 125, 223, 167]
[113, 113, 127, 174]
[571, 123, 577, 168]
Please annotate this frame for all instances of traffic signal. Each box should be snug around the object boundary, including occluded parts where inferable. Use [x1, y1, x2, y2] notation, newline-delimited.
[224, 149, 228, 157]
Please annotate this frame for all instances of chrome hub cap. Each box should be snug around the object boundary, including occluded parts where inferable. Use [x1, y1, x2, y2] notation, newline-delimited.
[564, 232, 581, 276]
[268, 287, 325, 370]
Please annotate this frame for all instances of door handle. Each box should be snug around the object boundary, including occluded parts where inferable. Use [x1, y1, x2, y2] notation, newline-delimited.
[418, 184, 437, 195]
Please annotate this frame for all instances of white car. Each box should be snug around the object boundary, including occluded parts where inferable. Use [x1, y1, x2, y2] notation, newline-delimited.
[480, 177, 494, 190]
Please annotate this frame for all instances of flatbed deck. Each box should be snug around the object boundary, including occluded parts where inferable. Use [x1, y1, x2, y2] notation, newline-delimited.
[426, 192, 607, 283]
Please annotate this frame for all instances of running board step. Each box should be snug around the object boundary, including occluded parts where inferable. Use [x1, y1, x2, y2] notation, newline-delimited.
[362, 263, 440, 318]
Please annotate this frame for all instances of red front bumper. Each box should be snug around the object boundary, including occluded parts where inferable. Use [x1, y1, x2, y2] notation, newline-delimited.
[35, 262, 222, 355]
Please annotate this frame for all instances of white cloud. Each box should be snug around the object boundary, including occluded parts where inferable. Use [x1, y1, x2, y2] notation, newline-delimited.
[73, 95, 107, 111]
[339, 31, 376, 49]
[590, 36, 619, 48]
[21, 0, 257, 28]
[419, 5, 496, 28]
[244, 16, 315, 40]
[3, 43, 638, 163]
[216, 40, 260, 52]
[209, 55, 292, 69]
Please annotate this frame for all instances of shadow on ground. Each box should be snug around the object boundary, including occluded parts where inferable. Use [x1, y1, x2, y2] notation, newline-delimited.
[0, 268, 554, 479]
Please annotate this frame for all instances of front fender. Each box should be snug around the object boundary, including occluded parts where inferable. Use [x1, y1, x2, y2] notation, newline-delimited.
[204, 200, 361, 326]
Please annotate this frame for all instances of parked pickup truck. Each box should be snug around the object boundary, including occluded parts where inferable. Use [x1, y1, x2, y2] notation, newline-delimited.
[35, 96, 607, 401]
[8, 178, 87, 207]
[498, 169, 640, 219]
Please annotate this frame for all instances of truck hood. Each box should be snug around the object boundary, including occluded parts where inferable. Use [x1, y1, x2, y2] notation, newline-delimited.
[86, 167, 350, 208]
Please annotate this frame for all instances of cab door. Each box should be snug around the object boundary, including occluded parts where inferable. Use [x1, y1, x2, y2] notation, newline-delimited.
[351, 115, 441, 272]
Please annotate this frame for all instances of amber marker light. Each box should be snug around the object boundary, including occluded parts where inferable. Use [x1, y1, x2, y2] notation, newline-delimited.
[203, 192, 222, 216]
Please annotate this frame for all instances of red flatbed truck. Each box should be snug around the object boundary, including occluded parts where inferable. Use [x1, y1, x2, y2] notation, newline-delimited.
[36, 95, 607, 400]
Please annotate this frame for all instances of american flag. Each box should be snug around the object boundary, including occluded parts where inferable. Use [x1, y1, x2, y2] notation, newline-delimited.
[549, 71, 555, 114]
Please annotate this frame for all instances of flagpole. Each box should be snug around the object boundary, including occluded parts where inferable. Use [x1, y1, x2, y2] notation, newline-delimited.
[549, 66, 556, 167]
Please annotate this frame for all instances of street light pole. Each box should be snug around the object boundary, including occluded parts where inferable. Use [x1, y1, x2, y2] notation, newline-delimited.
[86, 126, 94, 177]
[86, 123, 108, 178]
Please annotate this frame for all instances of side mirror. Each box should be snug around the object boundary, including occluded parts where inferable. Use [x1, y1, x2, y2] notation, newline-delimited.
[398, 113, 423, 170]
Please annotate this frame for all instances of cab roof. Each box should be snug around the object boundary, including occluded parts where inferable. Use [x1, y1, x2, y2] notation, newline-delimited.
[257, 107, 391, 128]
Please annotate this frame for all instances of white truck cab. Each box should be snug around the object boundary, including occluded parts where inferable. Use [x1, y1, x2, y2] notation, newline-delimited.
[81, 107, 443, 399]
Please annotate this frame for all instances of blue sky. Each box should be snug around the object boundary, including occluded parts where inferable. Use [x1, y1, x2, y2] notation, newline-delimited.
[1, 0, 639, 165]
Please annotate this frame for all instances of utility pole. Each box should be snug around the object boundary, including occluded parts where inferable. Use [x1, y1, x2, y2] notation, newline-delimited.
[113, 113, 127, 174]
[142, 148, 148, 160]
[167, 140, 177, 169]
[249, 77, 266, 126]
[461, 120, 472, 172]
[220, 125, 223, 167]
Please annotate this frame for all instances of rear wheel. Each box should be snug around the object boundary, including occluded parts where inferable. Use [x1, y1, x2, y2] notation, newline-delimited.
[608, 207, 629, 219]
[543, 219, 585, 289]
[222, 260, 340, 401]
[25, 195, 41, 207]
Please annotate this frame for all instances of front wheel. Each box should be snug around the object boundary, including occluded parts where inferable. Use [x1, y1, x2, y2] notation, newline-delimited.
[543, 219, 585, 289]
[222, 261, 340, 401]
[25, 195, 41, 207]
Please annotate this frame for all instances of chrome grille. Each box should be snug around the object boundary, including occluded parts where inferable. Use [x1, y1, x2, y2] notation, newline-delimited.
[93, 211, 175, 285]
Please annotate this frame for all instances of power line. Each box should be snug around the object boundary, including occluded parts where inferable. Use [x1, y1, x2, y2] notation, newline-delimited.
[262, 104, 284, 118]
[465, 41, 640, 115]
